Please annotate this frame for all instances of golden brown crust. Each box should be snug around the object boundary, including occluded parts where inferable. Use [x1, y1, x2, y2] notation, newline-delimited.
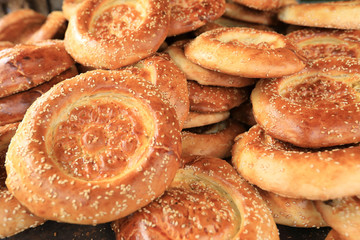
[195, 17, 273, 36]
[5, 69, 182, 224]
[286, 29, 360, 60]
[183, 111, 230, 129]
[0, 40, 75, 98]
[316, 197, 360, 240]
[0, 66, 78, 126]
[133, 53, 189, 129]
[26, 11, 67, 43]
[252, 56, 360, 148]
[224, 1, 278, 25]
[184, 27, 306, 78]
[188, 80, 249, 113]
[258, 189, 327, 228]
[168, 0, 226, 36]
[0, 122, 45, 238]
[232, 125, 360, 200]
[0, 9, 46, 43]
[182, 119, 245, 158]
[233, 0, 293, 11]
[62, 0, 85, 20]
[166, 41, 256, 87]
[278, 1, 360, 30]
[64, 0, 170, 69]
[112, 156, 279, 240]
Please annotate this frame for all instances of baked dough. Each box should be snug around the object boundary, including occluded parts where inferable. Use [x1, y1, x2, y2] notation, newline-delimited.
[182, 119, 245, 158]
[286, 29, 360, 60]
[188, 80, 249, 112]
[0, 66, 78, 126]
[183, 111, 230, 129]
[278, 1, 360, 30]
[258, 189, 327, 228]
[166, 40, 256, 88]
[184, 27, 305, 78]
[112, 156, 279, 240]
[5, 69, 182, 224]
[0, 122, 45, 238]
[252, 56, 360, 148]
[64, 0, 170, 69]
[0, 9, 45, 43]
[232, 125, 360, 200]
[168, 0, 225, 36]
[316, 197, 360, 240]
[0, 40, 75, 98]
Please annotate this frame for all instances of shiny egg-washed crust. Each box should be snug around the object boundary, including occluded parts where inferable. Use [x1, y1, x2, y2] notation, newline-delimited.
[26, 11, 67, 43]
[112, 156, 279, 240]
[278, 1, 360, 30]
[286, 29, 360, 60]
[0, 66, 78, 126]
[224, 1, 278, 26]
[0, 122, 45, 239]
[325, 230, 345, 240]
[252, 57, 360, 148]
[188, 80, 249, 113]
[64, 0, 170, 70]
[0, 40, 75, 98]
[183, 111, 230, 129]
[232, 125, 360, 200]
[181, 119, 245, 159]
[316, 197, 360, 240]
[258, 188, 327, 228]
[184, 27, 305, 78]
[133, 53, 189, 129]
[168, 0, 225, 36]
[5, 69, 182, 224]
[62, 0, 85, 20]
[0, 9, 45, 43]
[233, 0, 296, 11]
[195, 17, 273, 36]
[166, 41, 256, 88]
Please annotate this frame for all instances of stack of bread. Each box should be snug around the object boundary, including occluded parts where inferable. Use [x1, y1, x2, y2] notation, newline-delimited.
[0, 0, 359, 239]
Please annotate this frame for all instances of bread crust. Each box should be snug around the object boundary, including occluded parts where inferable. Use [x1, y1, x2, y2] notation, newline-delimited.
[258, 189, 327, 228]
[64, 0, 170, 69]
[182, 119, 245, 158]
[0, 122, 45, 238]
[5, 69, 182, 224]
[0, 66, 78, 126]
[278, 1, 360, 30]
[286, 29, 360, 60]
[26, 11, 67, 43]
[168, 0, 225, 36]
[0, 9, 45, 43]
[184, 27, 305, 78]
[232, 125, 360, 200]
[0, 40, 75, 98]
[183, 111, 230, 129]
[166, 40, 256, 88]
[252, 56, 360, 148]
[133, 53, 189, 129]
[188, 80, 249, 113]
[316, 197, 360, 240]
[112, 156, 279, 240]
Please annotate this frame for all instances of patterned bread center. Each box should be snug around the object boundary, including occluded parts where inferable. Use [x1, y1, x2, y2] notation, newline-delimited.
[89, 1, 145, 39]
[279, 75, 360, 109]
[49, 95, 154, 181]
